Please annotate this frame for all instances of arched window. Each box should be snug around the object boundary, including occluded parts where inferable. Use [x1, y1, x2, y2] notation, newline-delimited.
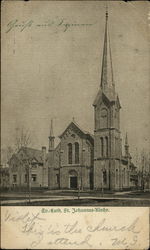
[68, 143, 72, 164]
[116, 169, 119, 185]
[75, 142, 79, 164]
[105, 137, 109, 157]
[103, 170, 107, 185]
[100, 137, 104, 157]
[100, 108, 108, 128]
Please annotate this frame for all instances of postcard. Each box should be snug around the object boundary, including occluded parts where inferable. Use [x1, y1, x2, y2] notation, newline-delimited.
[1, 0, 150, 249]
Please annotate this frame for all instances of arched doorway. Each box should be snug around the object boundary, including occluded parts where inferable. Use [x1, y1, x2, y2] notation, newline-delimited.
[69, 170, 78, 189]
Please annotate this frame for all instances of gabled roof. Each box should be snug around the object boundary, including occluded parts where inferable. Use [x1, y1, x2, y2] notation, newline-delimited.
[13, 147, 44, 163]
[93, 89, 110, 107]
[59, 121, 94, 144]
[93, 88, 121, 110]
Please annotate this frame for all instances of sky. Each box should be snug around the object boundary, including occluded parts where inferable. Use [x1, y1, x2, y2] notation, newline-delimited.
[1, 1, 150, 164]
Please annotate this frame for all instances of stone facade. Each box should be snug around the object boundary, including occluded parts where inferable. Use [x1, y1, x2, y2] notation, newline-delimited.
[47, 116, 132, 191]
[47, 122, 94, 190]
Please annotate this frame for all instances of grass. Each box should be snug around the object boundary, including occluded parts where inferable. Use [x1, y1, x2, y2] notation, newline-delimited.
[1, 189, 149, 206]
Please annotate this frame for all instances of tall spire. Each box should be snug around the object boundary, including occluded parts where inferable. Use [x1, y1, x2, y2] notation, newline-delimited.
[48, 119, 55, 152]
[100, 4, 115, 94]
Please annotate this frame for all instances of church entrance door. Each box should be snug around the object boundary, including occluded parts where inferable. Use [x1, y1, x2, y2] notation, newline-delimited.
[70, 176, 77, 189]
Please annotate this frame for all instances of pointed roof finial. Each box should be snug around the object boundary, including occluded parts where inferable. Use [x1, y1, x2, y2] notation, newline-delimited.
[50, 119, 54, 137]
[106, 1, 108, 20]
[100, 1, 115, 96]
[72, 117, 75, 122]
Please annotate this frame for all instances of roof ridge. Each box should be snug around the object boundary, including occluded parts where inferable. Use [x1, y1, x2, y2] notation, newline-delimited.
[59, 120, 93, 140]
[21, 146, 42, 152]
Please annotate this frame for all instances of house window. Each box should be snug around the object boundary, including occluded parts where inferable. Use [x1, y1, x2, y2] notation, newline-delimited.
[105, 137, 109, 157]
[100, 137, 104, 157]
[68, 143, 72, 164]
[75, 142, 79, 164]
[31, 174, 37, 182]
[13, 175, 17, 183]
[56, 174, 59, 184]
[103, 170, 107, 185]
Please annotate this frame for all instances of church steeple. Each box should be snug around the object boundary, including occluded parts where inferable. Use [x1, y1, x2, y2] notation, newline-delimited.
[93, 5, 117, 107]
[100, 6, 115, 95]
[48, 119, 55, 152]
[93, 5, 124, 191]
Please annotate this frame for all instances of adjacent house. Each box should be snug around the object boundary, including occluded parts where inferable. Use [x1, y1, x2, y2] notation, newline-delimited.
[9, 147, 48, 190]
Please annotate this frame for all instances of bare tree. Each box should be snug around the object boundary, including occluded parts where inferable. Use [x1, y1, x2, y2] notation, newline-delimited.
[1, 146, 14, 166]
[14, 127, 32, 151]
[6, 146, 14, 162]
[140, 149, 150, 190]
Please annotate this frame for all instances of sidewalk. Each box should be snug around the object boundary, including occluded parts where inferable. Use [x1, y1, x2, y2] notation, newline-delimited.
[1, 195, 150, 205]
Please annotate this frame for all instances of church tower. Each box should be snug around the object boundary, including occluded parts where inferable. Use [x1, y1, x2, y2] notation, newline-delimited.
[93, 8, 122, 190]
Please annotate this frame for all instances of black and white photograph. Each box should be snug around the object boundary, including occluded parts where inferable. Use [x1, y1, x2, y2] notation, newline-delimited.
[1, 1, 150, 249]
[1, 1, 150, 208]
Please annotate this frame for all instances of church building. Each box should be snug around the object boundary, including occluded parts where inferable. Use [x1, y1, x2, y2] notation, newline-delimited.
[47, 120, 94, 190]
[47, 9, 133, 191]
[8, 9, 136, 191]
